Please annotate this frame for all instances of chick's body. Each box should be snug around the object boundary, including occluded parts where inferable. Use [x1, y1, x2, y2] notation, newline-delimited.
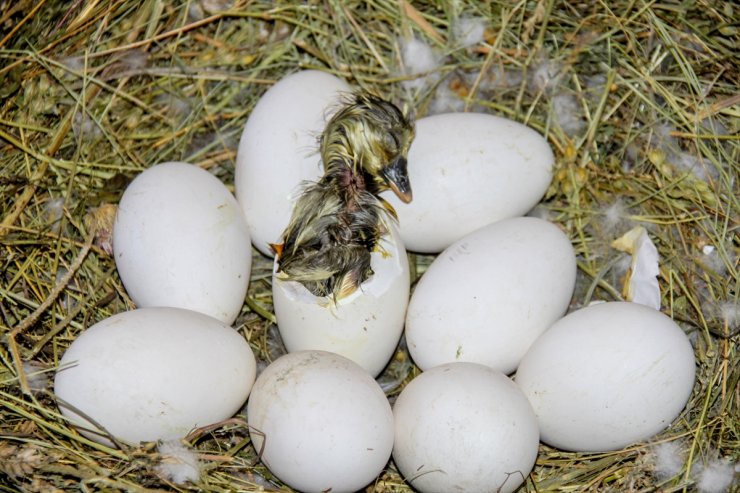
[275, 93, 414, 301]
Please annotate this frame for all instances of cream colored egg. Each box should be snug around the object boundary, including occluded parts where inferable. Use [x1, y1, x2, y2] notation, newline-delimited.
[235, 70, 351, 256]
[247, 350, 394, 493]
[406, 217, 576, 374]
[392, 362, 539, 493]
[113, 161, 251, 325]
[272, 223, 409, 377]
[515, 301, 696, 452]
[54, 307, 256, 447]
[382, 112, 554, 253]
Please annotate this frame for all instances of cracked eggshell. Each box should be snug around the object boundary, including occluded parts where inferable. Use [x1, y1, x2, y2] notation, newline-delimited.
[247, 350, 394, 493]
[405, 217, 576, 374]
[113, 162, 251, 325]
[382, 112, 554, 253]
[235, 70, 351, 256]
[392, 362, 539, 493]
[272, 223, 409, 377]
[515, 301, 696, 452]
[54, 307, 256, 447]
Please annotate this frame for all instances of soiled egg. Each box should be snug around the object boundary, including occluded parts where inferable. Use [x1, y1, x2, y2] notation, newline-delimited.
[382, 112, 554, 253]
[272, 222, 409, 377]
[405, 217, 576, 374]
[235, 70, 351, 255]
[113, 162, 251, 325]
[54, 307, 256, 447]
[515, 301, 696, 452]
[392, 362, 539, 493]
[247, 350, 394, 493]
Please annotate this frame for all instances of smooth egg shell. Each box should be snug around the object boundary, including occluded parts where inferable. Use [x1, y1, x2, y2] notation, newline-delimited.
[392, 362, 539, 493]
[405, 217, 576, 374]
[247, 351, 394, 493]
[54, 307, 256, 446]
[382, 112, 554, 253]
[273, 222, 409, 377]
[235, 70, 351, 255]
[113, 162, 251, 325]
[515, 301, 696, 452]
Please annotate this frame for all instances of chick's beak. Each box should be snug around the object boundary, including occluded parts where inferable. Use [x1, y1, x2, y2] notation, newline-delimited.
[382, 156, 413, 203]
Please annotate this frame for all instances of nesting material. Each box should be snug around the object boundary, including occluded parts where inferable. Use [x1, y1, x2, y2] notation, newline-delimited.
[156, 441, 201, 484]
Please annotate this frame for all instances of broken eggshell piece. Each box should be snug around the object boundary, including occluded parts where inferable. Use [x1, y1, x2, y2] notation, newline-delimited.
[272, 222, 409, 377]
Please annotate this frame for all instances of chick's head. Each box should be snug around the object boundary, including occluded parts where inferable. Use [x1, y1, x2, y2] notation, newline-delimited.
[322, 93, 415, 202]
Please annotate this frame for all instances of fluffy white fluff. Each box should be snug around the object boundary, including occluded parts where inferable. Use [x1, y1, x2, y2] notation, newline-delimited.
[651, 441, 685, 480]
[399, 36, 442, 92]
[695, 458, 736, 493]
[452, 16, 486, 48]
[156, 440, 201, 484]
[551, 93, 586, 136]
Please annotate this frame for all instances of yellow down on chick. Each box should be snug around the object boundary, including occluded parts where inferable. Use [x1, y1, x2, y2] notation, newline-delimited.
[273, 92, 415, 301]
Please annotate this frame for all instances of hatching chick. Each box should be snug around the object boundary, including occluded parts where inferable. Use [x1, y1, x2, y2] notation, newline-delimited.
[273, 92, 415, 301]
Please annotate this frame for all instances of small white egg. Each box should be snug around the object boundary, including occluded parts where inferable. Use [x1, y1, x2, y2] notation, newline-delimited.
[235, 70, 351, 256]
[382, 112, 554, 253]
[272, 222, 409, 377]
[54, 307, 256, 446]
[113, 162, 250, 325]
[392, 362, 539, 493]
[405, 217, 576, 374]
[247, 351, 394, 493]
[515, 301, 696, 452]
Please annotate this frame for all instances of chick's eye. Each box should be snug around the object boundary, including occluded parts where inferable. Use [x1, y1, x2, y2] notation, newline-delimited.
[383, 132, 399, 153]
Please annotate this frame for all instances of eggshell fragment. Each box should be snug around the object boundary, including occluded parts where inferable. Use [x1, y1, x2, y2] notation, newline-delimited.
[392, 362, 539, 493]
[273, 222, 409, 377]
[54, 307, 256, 446]
[515, 301, 696, 452]
[235, 70, 351, 255]
[382, 112, 554, 253]
[247, 351, 394, 493]
[405, 217, 576, 374]
[113, 162, 251, 325]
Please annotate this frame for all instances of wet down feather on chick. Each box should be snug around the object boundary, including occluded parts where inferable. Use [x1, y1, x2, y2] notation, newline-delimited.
[272, 92, 415, 302]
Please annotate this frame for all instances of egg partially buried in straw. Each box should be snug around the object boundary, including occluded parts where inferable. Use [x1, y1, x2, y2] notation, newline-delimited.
[235, 70, 351, 256]
[272, 93, 415, 377]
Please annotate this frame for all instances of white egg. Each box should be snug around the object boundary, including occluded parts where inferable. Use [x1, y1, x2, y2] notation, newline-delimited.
[247, 350, 394, 493]
[235, 70, 351, 256]
[54, 307, 256, 446]
[113, 162, 250, 325]
[272, 222, 409, 377]
[382, 112, 554, 253]
[406, 217, 576, 374]
[515, 301, 696, 452]
[393, 362, 539, 493]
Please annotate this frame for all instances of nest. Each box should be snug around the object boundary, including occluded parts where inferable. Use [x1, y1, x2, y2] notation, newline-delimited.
[0, 1, 737, 491]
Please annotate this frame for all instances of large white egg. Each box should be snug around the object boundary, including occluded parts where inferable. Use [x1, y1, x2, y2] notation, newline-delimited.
[54, 307, 256, 446]
[515, 301, 696, 452]
[273, 222, 409, 377]
[113, 162, 250, 325]
[382, 112, 554, 253]
[393, 362, 539, 493]
[406, 217, 575, 374]
[247, 351, 394, 493]
[235, 70, 351, 256]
